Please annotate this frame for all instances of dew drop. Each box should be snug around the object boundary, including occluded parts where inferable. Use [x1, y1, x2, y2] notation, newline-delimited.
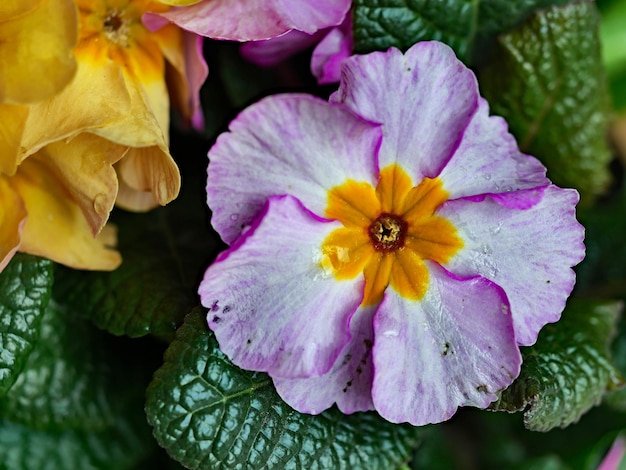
[93, 193, 109, 216]
[382, 330, 398, 337]
[230, 213, 239, 221]
[483, 173, 492, 181]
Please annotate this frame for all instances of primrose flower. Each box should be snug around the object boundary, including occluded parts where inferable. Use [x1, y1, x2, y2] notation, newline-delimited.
[148, 0, 350, 41]
[198, 42, 585, 425]
[0, 0, 207, 272]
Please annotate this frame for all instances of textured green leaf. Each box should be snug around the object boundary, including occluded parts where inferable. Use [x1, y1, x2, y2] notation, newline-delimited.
[0, 413, 152, 470]
[353, 0, 475, 60]
[0, 300, 117, 430]
[479, 0, 612, 201]
[146, 309, 422, 470]
[352, 0, 570, 63]
[54, 151, 223, 340]
[491, 299, 622, 432]
[0, 295, 158, 469]
[0, 254, 53, 397]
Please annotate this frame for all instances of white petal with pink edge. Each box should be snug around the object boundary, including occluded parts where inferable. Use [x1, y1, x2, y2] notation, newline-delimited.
[154, 0, 349, 40]
[199, 195, 364, 379]
[274, 305, 376, 415]
[439, 185, 585, 346]
[331, 41, 478, 180]
[207, 94, 381, 245]
[438, 98, 549, 198]
[371, 263, 521, 425]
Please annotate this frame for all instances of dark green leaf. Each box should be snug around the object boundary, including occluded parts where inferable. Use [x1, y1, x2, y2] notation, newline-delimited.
[54, 151, 223, 340]
[352, 0, 570, 63]
[146, 309, 422, 470]
[352, 0, 475, 61]
[0, 413, 152, 470]
[0, 294, 158, 469]
[0, 254, 53, 396]
[479, 0, 612, 201]
[491, 299, 622, 432]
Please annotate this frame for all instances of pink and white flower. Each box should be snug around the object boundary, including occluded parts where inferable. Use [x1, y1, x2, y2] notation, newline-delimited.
[198, 42, 585, 425]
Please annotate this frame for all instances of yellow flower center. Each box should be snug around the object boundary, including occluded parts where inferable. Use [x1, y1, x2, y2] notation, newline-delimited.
[76, 0, 170, 79]
[320, 164, 463, 305]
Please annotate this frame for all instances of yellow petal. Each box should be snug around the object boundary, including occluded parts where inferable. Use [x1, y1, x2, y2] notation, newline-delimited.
[375, 164, 414, 213]
[0, 104, 28, 176]
[0, 177, 26, 271]
[320, 226, 373, 280]
[362, 252, 394, 306]
[114, 146, 180, 211]
[325, 179, 380, 227]
[35, 133, 129, 234]
[11, 158, 121, 270]
[389, 248, 429, 301]
[153, 23, 199, 124]
[400, 177, 449, 222]
[406, 217, 464, 265]
[0, 0, 77, 103]
[20, 58, 132, 160]
[0, 1, 41, 18]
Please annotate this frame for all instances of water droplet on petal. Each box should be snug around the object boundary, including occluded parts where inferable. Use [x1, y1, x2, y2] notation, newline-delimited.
[230, 213, 239, 221]
[93, 193, 109, 216]
[383, 330, 399, 337]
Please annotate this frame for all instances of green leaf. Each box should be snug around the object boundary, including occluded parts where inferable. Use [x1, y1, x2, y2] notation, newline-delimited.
[352, 0, 475, 61]
[54, 152, 223, 340]
[0, 413, 152, 470]
[352, 0, 570, 63]
[146, 309, 422, 470]
[491, 299, 622, 432]
[479, 0, 612, 201]
[0, 254, 53, 397]
[0, 294, 158, 469]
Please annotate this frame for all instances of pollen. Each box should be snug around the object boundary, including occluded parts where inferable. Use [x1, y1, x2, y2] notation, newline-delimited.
[369, 213, 407, 252]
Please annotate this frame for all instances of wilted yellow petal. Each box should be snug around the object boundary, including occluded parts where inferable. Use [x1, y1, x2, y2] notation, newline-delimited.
[35, 133, 129, 234]
[115, 145, 180, 211]
[11, 158, 121, 271]
[0, 1, 41, 18]
[0, 104, 28, 176]
[0, 0, 77, 103]
[0, 177, 26, 272]
[20, 59, 131, 162]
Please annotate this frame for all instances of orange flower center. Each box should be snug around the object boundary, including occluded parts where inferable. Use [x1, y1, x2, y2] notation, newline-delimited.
[320, 164, 463, 305]
[76, 0, 170, 80]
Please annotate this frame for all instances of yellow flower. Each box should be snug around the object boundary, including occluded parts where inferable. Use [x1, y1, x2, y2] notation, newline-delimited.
[0, 0, 77, 103]
[0, 0, 206, 272]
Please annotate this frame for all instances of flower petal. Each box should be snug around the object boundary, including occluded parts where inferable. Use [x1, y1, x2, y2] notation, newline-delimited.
[372, 263, 521, 425]
[240, 30, 323, 67]
[207, 94, 382, 244]
[38, 134, 128, 234]
[0, 0, 77, 103]
[20, 59, 131, 160]
[332, 42, 478, 180]
[199, 195, 364, 379]
[439, 186, 585, 345]
[11, 159, 121, 270]
[438, 98, 549, 198]
[0, 104, 29, 176]
[0, 177, 26, 271]
[155, 0, 350, 40]
[311, 20, 352, 85]
[114, 146, 181, 211]
[274, 305, 376, 414]
[151, 24, 208, 130]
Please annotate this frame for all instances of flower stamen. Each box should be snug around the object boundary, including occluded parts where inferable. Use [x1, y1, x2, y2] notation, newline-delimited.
[369, 213, 407, 252]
